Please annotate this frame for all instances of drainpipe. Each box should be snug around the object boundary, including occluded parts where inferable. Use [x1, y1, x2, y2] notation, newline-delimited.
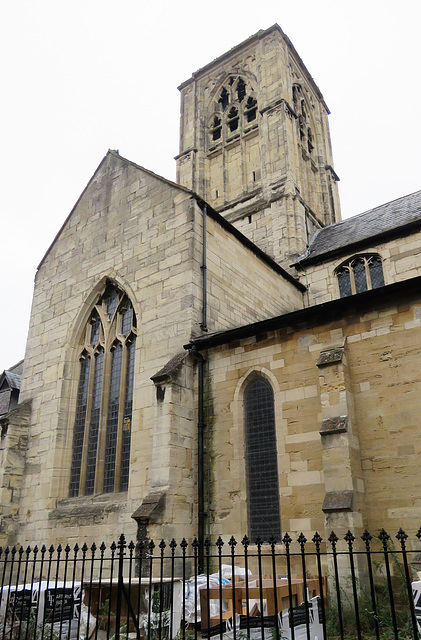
[201, 204, 208, 332]
[191, 345, 205, 572]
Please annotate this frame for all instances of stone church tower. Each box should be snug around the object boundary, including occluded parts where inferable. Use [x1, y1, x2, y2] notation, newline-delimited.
[176, 24, 341, 264]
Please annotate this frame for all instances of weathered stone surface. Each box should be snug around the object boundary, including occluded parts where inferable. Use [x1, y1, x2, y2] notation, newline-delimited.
[320, 416, 348, 435]
[317, 347, 344, 367]
[322, 491, 354, 512]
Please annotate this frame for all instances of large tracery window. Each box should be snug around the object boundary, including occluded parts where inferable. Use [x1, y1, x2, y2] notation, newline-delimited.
[245, 377, 281, 542]
[336, 254, 385, 298]
[209, 75, 258, 147]
[69, 282, 137, 497]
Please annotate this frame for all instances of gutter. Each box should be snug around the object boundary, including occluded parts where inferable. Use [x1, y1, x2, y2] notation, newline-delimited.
[184, 275, 421, 351]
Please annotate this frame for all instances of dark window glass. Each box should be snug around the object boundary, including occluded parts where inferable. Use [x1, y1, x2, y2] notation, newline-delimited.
[354, 259, 368, 293]
[245, 377, 281, 542]
[90, 317, 101, 346]
[122, 304, 133, 337]
[121, 339, 135, 491]
[228, 107, 239, 132]
[211, 116, 222, 141]
[219, 88, 229, 110]
[69, 356, 91, 497]
[85, 349, 104, 495]
[338, 269, 352, 298]
[237, 78, 246, 102]
[103, 344, 123, 493]
[245, 97, 257, 122]
[369, 257, 385, 289]
[106, 288, 120, 319]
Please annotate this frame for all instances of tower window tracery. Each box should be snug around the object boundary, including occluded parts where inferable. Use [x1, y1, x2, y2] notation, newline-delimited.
[69, 282, 137, 497]
[293, 83, 315, 155]
[209, 75, 258, 147]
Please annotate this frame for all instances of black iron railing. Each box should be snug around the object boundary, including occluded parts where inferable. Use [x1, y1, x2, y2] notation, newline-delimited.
[0, 528, 420, 640]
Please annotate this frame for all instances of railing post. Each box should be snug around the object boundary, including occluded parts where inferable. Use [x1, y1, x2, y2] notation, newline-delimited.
[378, 528, 398, 640]
[115, 534, 126, 640]
[396, 528, 419, 640]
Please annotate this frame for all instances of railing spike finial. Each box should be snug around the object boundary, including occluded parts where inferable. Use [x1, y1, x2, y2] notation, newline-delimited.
[282, 532, 292, 548]
[396, 528, 408, 549]
[297, 532, 307, 551]
[229, 535, 237, 550]
[312, 531, 323, 548]
[204, 537, 212, 551]
[361, 529, 373, 550]
[169, 538, 177, 551]
[180, 537, 188, 551]
[159, 539, 166, 551]
[416, 526, 421, 540]
[216, 536, 224, 550]
[378, 528, 390, 549]
[241, 535, 250, 548]
[269, 535, 277, 550]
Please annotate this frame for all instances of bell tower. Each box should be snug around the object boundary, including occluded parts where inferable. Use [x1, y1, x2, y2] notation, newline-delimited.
[176, 24, 341, 265]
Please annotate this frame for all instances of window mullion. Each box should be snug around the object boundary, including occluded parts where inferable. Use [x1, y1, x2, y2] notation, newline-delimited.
[114, 345, 128, 493]
[365, 258, 373, 289]
[95, 345, 112, 494]
[350, 266, 357, 294]
[79, 352, 95, 496]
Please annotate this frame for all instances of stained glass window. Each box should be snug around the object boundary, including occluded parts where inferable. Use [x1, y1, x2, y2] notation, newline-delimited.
[245, 377, 281, 542]
[70, 282, 137, 497]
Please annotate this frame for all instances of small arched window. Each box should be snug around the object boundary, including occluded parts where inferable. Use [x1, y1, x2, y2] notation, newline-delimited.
[336, 255, 385, 298]
[227, 106, 239, 133]
[69, 282, 137, 497]
[210, 115, 222, 141]
[245, 376, 281, 541]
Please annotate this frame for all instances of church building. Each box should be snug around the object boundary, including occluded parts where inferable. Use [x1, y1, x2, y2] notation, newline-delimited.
[2, 24, 421, 550]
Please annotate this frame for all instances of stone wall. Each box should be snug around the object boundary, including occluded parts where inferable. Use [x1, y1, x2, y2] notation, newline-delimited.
[8, 150, 304, 548]
[206, 288, 421, 542]
[298, 229, 421, 305]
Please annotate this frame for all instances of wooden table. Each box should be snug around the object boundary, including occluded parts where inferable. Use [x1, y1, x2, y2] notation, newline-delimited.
[200, 577, 325, 630]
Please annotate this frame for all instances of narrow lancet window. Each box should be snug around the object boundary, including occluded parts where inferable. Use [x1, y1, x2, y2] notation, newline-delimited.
[245, 376, 281, 541]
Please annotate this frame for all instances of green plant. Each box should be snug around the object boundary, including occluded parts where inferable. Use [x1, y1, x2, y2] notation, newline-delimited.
[325, 548, 416, 640]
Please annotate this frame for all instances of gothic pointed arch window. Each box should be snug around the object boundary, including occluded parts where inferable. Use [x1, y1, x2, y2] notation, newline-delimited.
[209, 76, 258, 146]
[69, 282, 137, 497]
[244, 376, 281, 541]
[336, 254, 385, 298]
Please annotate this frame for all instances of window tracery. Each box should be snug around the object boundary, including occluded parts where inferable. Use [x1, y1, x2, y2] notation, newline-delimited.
[209, 75, 258, 147]
[336, 255, 385, 298]
[69, 282, 137, 497]
[293, 83, 315, 155]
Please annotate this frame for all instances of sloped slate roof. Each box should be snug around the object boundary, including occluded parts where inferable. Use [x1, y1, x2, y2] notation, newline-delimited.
[296, 189, 421, 266]
[3, 371, 21, 390]
[0, 392, 10, 416]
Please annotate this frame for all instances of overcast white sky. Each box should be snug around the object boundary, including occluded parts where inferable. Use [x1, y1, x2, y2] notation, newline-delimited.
[1, 0, 421, 368]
